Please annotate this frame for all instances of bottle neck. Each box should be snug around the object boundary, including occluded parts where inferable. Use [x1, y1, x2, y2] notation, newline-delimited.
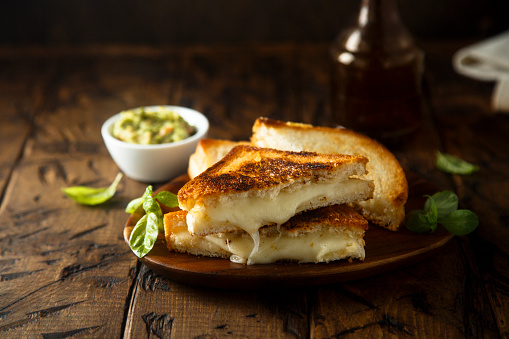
[356, 0, 415, 52]
[358, 0, 401, 28]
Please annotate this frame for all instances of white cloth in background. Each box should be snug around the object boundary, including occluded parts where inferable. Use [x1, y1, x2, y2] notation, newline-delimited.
[453, 30, 509, 113]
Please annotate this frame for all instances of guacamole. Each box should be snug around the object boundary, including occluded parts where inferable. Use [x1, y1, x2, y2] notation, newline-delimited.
[112, 107, 196, 145]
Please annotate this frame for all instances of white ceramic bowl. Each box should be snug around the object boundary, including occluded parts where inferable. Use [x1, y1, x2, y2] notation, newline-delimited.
[101, 105, 209, 183]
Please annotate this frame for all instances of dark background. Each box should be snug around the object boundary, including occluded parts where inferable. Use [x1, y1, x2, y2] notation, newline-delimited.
[2, 0, 509, 46]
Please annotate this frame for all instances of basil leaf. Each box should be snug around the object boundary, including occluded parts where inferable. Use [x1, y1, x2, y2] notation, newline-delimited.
[129, 214, 148, 257]
[155, 191, 179, 208]
[426, 190, 459, 220]
[142, 185, 154, 201]
[144, 212, 160, 251]
[143, 193, 162, 216]
[129, 213, 160, 258]
[405, 210, 432, 233]
[125, 197, 144, 214]
[436, 151, 479, 175]
[126, 186, 177, 257]
[127, 185, 156, 214]
[141, 187, 166, 231]
[407, 189, 479, 237]
[62, 173, 123, 206]
[440, 209, 479, 236]
[423, 195, 438, 225]
[141, 186, 157, 212]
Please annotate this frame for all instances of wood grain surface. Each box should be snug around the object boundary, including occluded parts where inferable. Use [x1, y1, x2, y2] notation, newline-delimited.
[0, 41, 507, 338]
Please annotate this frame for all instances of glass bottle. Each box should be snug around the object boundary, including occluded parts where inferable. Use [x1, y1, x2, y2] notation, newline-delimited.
[330, 0, 424, 141]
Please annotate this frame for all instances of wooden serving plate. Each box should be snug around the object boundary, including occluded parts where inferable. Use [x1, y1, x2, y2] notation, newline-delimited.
[124, 172, 453, 289]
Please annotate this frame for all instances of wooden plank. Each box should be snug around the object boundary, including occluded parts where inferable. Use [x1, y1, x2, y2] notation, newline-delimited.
[167, 47, 298, 141]
[316, 239, 498, 338]
[0, 53, 171, 337]
[424, 40, 509, 338]
[0, 156, 138, 338]
[124, 265, 308, 338]
[0, 58, 43, 200]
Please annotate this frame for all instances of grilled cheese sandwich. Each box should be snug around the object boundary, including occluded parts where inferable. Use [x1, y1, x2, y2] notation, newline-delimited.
[178, 145, 374, 264]
[164, 205, 368, 264]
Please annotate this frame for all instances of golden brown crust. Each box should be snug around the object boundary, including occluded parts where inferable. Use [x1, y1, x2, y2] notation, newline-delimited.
[280, 204, 368, 233]
[164, 204, 367, 240]
[252, 117, 408, 210]
[163, 210, 187, 251]
[251, 117, 408, 230]
[179, 145, 369, 203]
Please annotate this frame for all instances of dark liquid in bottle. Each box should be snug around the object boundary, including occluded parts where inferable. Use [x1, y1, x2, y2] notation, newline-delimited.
[330, 0, 424, 142]
[331, 51, 423, 140]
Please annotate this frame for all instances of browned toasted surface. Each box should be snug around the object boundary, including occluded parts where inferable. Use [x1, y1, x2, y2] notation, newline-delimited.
[164, 204, 367, 241]
[252, 117, 407, 207]
[179, 145, 368, 202]
[280, 204, 368, 233]
[251, 117, 408, 229]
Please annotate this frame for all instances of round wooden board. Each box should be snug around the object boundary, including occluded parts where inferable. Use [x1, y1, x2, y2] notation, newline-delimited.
[124, 172, 454, 289]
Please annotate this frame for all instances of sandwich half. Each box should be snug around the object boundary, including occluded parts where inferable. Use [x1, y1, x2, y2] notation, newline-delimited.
[164, 204, 368, 264]
[251, 117, 408, 231]
[178, 145, 374, 263]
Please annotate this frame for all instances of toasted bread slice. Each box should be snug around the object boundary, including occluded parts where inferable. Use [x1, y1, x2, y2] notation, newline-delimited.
[178, 145, 373, 238]
[188, 138, 250, 179]
[251, 117, 408, 231]
[164, 205, 368, 264]
[164, 210, 231, 259]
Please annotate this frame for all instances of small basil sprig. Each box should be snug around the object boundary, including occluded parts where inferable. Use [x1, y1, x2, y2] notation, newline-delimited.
[436, 151, 479, 175]
[127, 186, 179, 258]
[62, 173, 123, 206]
[406, 190, 479, 236]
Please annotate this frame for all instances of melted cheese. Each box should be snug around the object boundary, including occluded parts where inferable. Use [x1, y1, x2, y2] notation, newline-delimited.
[203, 230, 363, 264]
[186, 178, 369, 264]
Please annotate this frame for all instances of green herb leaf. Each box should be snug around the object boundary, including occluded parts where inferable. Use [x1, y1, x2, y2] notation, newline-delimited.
[155, 191, 179, 208]
[423, 195, 438, 225]
[436, 151, 479, 175]
[142, 185, 154, 201]
[440, 209, 479, 236]
[428, 218, 438, 232]
[129, 214, 149, 257]
[425, 190, 459, 220]
[126, 185, 179, 258]
[144, 212, 160, 250]
[405, 210, 432, 233]
[61, 173, 123, 206]
[129, 212, 162, 258]
[143, 191, 160, 215]
[406, 190, 479, 237]
[125, 197, 144, 214]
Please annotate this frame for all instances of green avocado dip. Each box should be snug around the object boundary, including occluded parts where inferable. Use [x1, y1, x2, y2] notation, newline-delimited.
[112, 107, 197, 145]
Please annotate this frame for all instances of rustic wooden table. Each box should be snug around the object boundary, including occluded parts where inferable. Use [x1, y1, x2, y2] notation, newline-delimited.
[0, 41, 508, 338]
